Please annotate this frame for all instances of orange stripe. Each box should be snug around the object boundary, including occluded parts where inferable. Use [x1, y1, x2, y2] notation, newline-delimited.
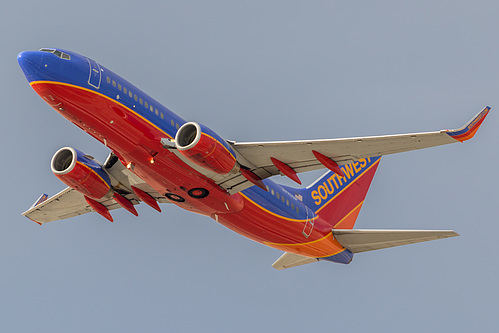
[332, 201, 363, 229]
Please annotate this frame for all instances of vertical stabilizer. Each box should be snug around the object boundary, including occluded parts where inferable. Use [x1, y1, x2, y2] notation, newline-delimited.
[292, 157, 381, 229]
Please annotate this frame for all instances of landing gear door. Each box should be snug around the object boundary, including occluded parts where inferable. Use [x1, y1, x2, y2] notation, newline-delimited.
[87, 58, 101, 89]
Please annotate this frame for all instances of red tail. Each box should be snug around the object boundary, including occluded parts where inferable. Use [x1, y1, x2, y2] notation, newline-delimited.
[297, 157, 381, 229]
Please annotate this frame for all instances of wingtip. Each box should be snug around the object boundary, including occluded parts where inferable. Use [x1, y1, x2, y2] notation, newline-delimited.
[25, 215, 43, 225]
[29, 193, 49, 209]
[445, 106, 490, 142]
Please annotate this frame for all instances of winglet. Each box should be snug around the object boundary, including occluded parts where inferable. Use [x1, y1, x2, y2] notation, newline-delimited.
[445, 106, 490, 142]
[29, 193, 48, 209]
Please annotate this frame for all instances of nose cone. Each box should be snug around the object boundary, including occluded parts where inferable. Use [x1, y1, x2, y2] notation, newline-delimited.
[18, 51, 44, 82]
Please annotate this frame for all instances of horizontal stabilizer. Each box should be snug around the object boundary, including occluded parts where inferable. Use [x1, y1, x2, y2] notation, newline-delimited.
[333, 229, 459, 253]
[272, 252, 318, 270]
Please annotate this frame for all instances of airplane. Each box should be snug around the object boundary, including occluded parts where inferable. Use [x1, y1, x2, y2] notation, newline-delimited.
[18, 48, 489, 270]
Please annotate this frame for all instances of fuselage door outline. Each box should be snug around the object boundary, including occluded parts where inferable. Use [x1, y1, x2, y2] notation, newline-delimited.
[302, 207, 315, 238]
[86, 58, 101, 89]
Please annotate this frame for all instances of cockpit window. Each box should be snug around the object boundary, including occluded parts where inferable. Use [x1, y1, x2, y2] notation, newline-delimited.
[39, 48, 71, 60]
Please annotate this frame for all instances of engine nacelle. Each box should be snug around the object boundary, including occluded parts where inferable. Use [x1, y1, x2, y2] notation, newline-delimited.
[51, 147, 112, 199]
[175, 122, 237, 174]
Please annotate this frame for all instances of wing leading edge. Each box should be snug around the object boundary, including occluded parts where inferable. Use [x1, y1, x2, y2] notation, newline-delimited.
[219, 107, 490, 193]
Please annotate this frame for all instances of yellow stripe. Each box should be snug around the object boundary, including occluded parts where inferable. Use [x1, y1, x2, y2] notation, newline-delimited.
[240, 161, 379, 222]
[200, 133, 218, 158]
[264, 233, 347, 258]
[202, 133, 237, 162]
[76, 161, 111, 190]
[240, 192, 308, 222]
[262, 199, 369, 256]
[263, 231, 333, 247]
[30, 80, 173, 139]
[315, 160, 380, 213]
[332, 201, 364, 228]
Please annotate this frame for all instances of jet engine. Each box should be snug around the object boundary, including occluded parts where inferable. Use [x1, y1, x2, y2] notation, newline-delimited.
[175, 122, 238, 174]
[51, 147, 112, 199]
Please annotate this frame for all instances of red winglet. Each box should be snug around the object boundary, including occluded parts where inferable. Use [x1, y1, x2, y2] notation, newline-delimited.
[113, 192, 138, 216]
[131, 186, 161, 212]
[240, 168, 268, 191]
[270, 157, 302, 185]
[85, 196, 114, 222]
[312, 150, 345, 178]
[445, 106, 490, 142]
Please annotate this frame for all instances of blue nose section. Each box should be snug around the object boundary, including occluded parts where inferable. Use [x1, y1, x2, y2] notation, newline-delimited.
[18, 51, 44, 82]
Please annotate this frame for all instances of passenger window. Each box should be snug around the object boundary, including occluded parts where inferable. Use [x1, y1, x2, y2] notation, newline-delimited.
[118, 84, 122, 91]
[106, 77, 111, 84]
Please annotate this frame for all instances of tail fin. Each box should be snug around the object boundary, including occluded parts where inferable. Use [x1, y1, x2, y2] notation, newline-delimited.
[293, 157, 381, 229]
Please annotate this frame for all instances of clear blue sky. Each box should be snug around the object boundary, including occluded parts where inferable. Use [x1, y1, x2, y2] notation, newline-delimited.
[1, 1, 498, 332]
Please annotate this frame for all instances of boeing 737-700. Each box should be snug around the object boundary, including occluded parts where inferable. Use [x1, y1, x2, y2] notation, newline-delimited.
[18, 48, 489, 269]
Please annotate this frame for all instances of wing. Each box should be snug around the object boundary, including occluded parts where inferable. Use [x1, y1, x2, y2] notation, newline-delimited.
[22, 153, 169, 224]
[23, 187, 126, 224]
[217, 106, 489, 193]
